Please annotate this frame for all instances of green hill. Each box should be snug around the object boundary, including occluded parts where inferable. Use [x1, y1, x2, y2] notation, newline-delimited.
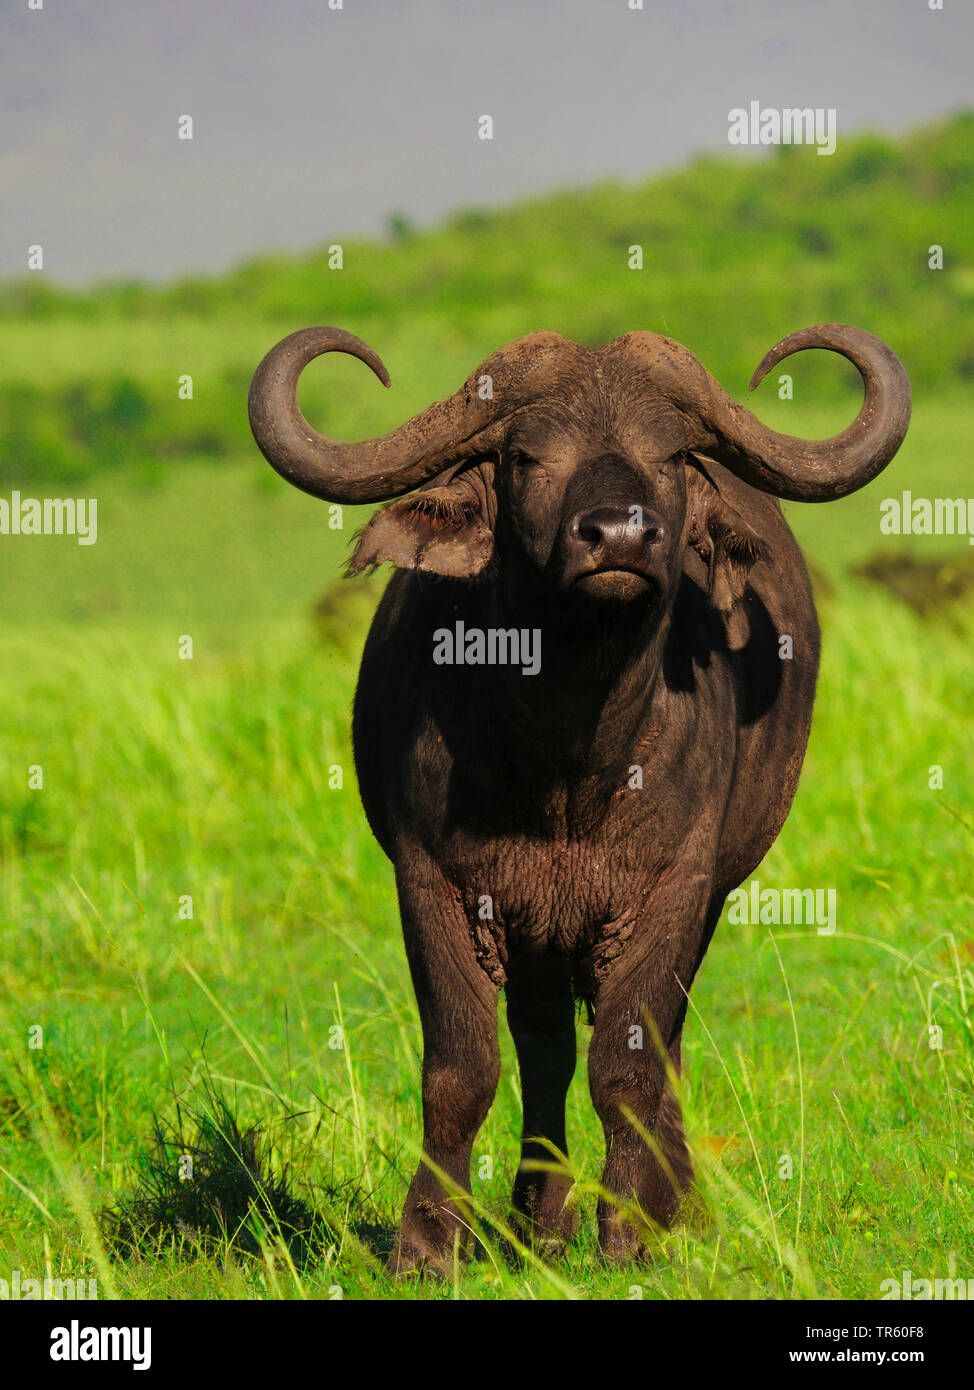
[2, 112, 973, 483]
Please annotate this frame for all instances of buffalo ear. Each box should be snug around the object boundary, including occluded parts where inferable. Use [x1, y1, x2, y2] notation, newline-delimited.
[686, 474, 767, 618]
[347, 485, 494, 578]
[695, 509, 766, 615]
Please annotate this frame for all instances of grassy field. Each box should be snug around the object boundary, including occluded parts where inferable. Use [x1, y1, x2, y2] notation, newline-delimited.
[1, 115, 973, 1299]
[1, 427, 972, 1300]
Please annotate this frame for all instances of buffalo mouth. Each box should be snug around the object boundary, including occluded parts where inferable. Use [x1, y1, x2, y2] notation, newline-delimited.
[583, 562, 652, 580]
[571, 565, 658, 601]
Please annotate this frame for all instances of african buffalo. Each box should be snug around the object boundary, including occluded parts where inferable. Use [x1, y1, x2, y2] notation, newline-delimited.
[249, 323, 910, 1272]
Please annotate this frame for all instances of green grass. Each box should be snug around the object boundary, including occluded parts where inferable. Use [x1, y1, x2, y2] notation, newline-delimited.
[1, 434, 972, 1299]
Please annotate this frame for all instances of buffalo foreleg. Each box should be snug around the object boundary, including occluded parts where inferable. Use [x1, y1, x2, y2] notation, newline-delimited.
[387, 858, 501, 1277]
[587, 873, 712, 1260]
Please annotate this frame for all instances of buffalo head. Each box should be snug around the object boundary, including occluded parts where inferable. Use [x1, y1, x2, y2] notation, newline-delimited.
[248, 325, 910, 622]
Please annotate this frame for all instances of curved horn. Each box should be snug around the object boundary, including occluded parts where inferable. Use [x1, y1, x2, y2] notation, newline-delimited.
[618, 324, 911, 502]
[248, 326, 571, 504]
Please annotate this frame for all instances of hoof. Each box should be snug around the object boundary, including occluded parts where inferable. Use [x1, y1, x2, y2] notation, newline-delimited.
[386, 1198, 465, 1280]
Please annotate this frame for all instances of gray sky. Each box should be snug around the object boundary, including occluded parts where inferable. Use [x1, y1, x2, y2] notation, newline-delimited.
[2, 0, 970, 286]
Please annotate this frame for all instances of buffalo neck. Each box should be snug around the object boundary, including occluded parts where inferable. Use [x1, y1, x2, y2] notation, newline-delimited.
[473, 578, 674, 787]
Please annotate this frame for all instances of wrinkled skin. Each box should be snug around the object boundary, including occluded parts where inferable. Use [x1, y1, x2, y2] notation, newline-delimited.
[248, 324, 909, 1277]
[352, 409, 816, 1273]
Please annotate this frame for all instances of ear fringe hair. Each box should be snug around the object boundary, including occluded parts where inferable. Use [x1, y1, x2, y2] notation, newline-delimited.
[344, 521, 377, 577]
[406, 493, 479, 528]
[710, 519, 767, 569]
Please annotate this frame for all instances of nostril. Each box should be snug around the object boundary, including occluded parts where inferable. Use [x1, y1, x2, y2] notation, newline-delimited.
[572, 507, 666, 552]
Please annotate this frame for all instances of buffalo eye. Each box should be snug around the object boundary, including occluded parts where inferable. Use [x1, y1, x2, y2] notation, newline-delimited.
[508, 448, 540, 470]
[657, 451, 686, 481]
